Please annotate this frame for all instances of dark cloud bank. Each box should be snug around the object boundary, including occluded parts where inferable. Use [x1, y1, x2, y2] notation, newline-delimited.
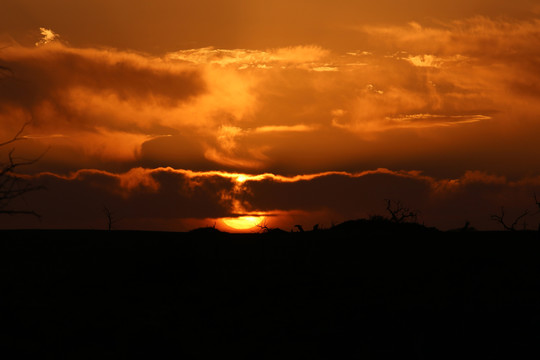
[3, 168, 540, 231]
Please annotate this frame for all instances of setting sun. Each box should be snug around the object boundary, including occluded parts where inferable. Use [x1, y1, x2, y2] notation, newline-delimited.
[221, 216, 265, 231]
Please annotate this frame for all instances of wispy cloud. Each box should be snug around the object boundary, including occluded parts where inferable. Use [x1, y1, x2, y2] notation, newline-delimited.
[166, 45, 329, 70]
[383, 114, 492, 129]
[253, 124, 316, 133]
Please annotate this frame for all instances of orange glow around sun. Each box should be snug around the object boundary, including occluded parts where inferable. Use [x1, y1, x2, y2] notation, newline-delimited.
[221, 216, 265, 231]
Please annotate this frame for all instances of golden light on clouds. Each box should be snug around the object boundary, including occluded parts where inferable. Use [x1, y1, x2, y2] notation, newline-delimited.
[2, 1, 540, 231]
[35, 27, 60, 46]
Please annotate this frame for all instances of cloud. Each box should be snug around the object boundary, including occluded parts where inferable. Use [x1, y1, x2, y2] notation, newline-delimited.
[5, 167, 540, 231]
[381, 114, 492, 129]
[3, 18, 540, 179]
[35, 28, 60, 46]
[362, 17, 540, 56]
[0, 41, 207, 161]
[403, 54, 452, 68]
[202, 125, 268, 169]
[0, 40, 265, 167]
[4, 167, 237, 230]
[166, 45, 329, 70]
[238, 169, 540, 231]
[253, 124, 316, 133]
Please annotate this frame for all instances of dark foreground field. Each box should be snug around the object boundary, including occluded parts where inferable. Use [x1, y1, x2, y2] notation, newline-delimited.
[1, 223, 540, 359]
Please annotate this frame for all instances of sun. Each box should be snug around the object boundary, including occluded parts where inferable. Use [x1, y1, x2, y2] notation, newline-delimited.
[221, 216, 265, 231]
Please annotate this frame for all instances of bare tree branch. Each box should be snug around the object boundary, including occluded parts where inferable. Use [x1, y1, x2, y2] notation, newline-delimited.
[103, 205, 117, 231]
[385, 199, 419, 224]
[0, 210, 41, 218]
[490, 207, 529, 231]
[0, 122, 45, 219]
[512, 210, 529, 230]
[534, 193, 540, 215]
[257, 219, 271, 233]
[0, 121, 29, 147]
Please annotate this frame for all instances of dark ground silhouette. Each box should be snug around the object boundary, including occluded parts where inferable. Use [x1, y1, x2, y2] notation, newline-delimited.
[1, 221, 540, 358]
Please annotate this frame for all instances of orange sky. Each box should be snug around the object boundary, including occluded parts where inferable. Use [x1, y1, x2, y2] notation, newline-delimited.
[1, 1, 540, 231]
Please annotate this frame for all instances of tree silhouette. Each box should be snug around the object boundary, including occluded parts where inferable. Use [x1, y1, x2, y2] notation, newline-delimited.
[257, 219, 271, 233]
[102, 205, 119, 231]
[490, 207, 528, 231]
[0, 122, 44, 218]
[385, 199, 419, 224]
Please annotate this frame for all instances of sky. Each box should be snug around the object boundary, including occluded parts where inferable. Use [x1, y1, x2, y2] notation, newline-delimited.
[1, 0, 540, 231]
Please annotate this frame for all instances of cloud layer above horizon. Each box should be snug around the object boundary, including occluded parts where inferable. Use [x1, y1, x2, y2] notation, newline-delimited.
[6, 167, 540, 231]
[2, 10, 540, 231]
